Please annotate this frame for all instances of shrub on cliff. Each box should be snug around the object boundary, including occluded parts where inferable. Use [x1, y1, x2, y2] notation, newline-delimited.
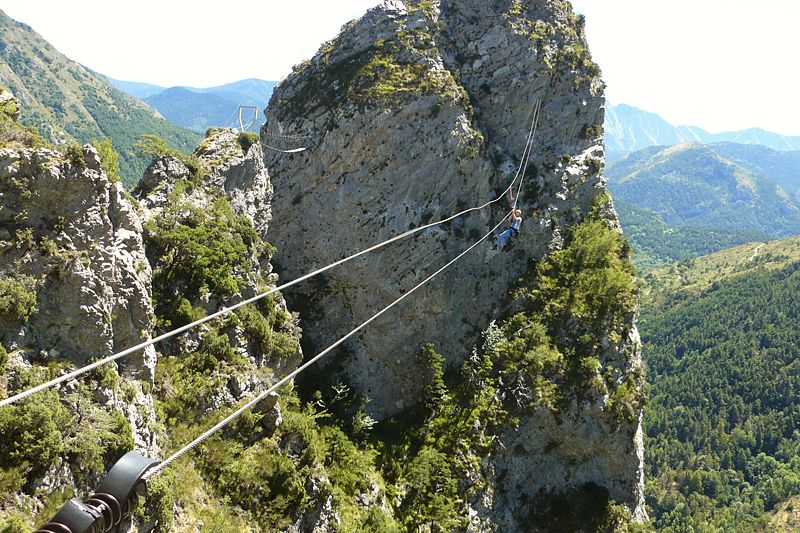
[0, 275, 37, 323]
[93, 137, 121, 182]
[135, 134, 205, 184]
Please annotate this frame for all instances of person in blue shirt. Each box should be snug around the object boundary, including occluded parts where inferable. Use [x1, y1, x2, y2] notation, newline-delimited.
[494, 208, 522, 249]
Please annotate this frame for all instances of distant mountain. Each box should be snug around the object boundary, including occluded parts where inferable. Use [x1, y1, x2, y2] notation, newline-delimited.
[710, 142, 800, 203]
[143, 87, 243, 133]
[607, 143, 800, 238]
[105, 78, 165, 99]
[605, 103, 800, 161]
[0, 9, 200, 186]
[109, 78, 277, 133]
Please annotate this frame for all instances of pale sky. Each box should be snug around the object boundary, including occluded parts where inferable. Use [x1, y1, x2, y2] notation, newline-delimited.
[1, 0, 798, 135]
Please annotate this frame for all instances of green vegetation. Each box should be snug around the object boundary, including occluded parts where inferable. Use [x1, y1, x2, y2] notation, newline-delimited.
[140, 201, 641, 530]
[0, 12, 200, 186]
[617, 201, 770, 273]
[0, 275, 37, 323]
[93, 137, 121, 182]
[0, 365, 135, 515]
[0, 343, 7, 374]
[64, 143, 87, 171]
[640, 246, 800, 530]
[279, 8, 467, 117]
[145, 195, 274, 327]
[135, 134, 205, 183]
[607, 144, 800, 239]
[236, 131, 260, 153]
[0, 92, 48, 151]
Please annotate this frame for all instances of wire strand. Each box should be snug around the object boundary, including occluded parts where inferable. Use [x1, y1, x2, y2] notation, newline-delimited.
[143, 208, 511, 480]
[0, 100, 541, 408]
[513, 99, 542, 210]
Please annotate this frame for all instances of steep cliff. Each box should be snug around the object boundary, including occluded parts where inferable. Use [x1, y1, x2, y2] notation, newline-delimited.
[0, 88, 158, 524]
[2, 0, 647, 529]
[264, 0, 606, 417]
[263, 0, 645, 526]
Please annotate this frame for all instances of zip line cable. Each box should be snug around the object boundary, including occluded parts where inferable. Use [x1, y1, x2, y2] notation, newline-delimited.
[513, 99, 541, 210]
[0, 99, 542, 408]
[143, 209, 511, 480]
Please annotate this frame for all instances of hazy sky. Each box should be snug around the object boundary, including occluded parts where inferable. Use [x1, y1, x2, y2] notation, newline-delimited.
[1, 0, 798, 135]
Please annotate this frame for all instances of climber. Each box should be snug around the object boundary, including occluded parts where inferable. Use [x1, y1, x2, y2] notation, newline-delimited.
[494, 208, 522, 249]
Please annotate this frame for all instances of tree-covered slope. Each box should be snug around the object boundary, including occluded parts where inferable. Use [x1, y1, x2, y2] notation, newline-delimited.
[640, 237, 800, 530]
[0, 8, 200, 186]
[607, 143, 800, 238]
[710, 142, 800, 203]
[616, 201, 768, 273]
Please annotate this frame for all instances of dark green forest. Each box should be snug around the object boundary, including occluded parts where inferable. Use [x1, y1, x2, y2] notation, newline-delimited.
[616, 201, 768, 273]
[640, 259, 800, 530]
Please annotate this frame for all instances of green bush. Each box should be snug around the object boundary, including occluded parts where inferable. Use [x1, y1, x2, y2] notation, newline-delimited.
[0, 515, 30, 533]
[147, 198, 256, 308]
[186, 330, 247, 373]
[0, 121, 47, 150]
[237, 131, 260, 153]
[145, 467, 176, 532]
[418, 343, 446, 410]
[0, 275, 37, 323]
[135, 134, 205, 183]
[237, 305, 298, 363]
[0, 343, 7, 374]
[0, 388, 68, 478]
[93, 137, 120, 182]
[64, 143, 87, 171]
[68, 409, 135, 487]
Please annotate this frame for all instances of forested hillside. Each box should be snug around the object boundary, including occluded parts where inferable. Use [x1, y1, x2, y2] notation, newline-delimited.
[616, 201, 768, 273]
[0, 9, 200, 186]
[640, 238, 800, 530]
[607, 143, 800, 239]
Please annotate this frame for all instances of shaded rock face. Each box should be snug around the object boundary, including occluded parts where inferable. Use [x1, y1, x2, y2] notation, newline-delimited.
[263, 0, 645, 522]
[489, 344, 648, 527]
[264, 0, 605, 417]
[0, 145, 155, 382]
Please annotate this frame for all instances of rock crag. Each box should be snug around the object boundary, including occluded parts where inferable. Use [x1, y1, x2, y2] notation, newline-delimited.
[262, 0, 646, 524]
[0, 88, 158, 510]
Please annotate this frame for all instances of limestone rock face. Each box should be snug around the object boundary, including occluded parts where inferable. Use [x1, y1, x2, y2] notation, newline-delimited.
[0, 144, 156, 383]
[0, 130, 159, 485]
[264, 0, 604, 417]
[196, 128, 273, 238]
[262, 0, 645, 522]
[134, 127, 300, 395]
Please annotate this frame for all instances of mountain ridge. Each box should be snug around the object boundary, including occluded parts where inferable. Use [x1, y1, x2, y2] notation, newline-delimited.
[607, 142, 800, 238]
[108, 76, 277, 133]
[0, 8, 200, 186]
[605, 102, 800, 160]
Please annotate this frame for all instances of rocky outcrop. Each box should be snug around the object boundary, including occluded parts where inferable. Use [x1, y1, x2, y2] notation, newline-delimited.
[262, 0, 645, 524]
[134, 128, 297, 376]
[264, 0, 605, 417]
[0, 88, 158, 504]
[0, 144, 156, 382]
